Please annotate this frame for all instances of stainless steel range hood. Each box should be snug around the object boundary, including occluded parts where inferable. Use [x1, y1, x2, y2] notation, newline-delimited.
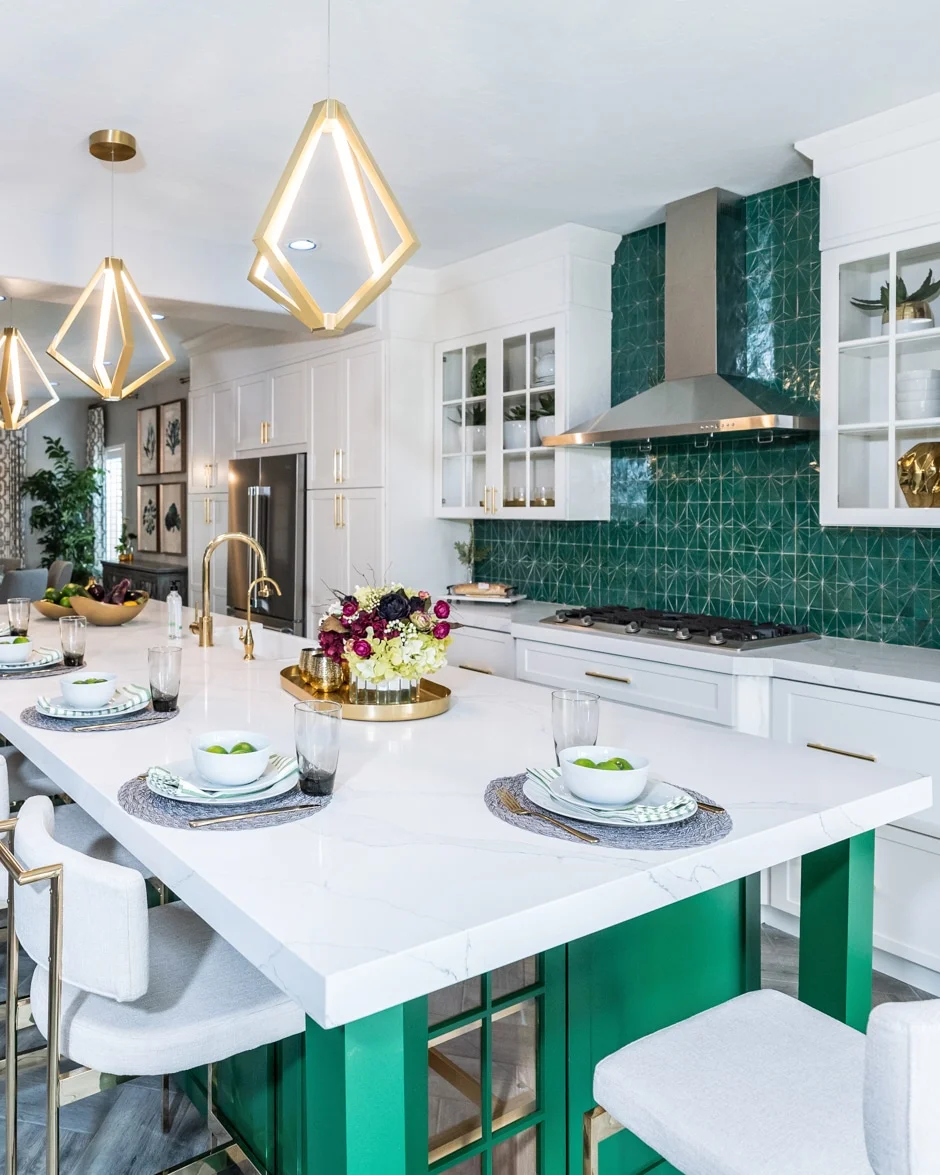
[543, 189, 819, 446]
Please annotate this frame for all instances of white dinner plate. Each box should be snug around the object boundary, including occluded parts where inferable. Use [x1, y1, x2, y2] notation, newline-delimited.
[522, 773, 698, 827]
[147, 757, 299, 806]
[0, 647, 62, 672]
[37, 683, 151, 720]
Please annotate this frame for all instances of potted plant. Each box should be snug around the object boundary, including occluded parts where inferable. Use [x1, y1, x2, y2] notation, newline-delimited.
[449, 399, 487, 452]
[115, 519, 137, 563]
[20, 437, 102, 583]
[454, 521, 491, 582]
[535, 391, 556, 441]
[851, 270, 940, 334]
[504, 393, 555, 449]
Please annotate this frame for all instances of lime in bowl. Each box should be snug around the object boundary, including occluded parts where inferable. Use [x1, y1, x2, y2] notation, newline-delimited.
[559, 745, 650, 807]
[192, 730, 272, 788]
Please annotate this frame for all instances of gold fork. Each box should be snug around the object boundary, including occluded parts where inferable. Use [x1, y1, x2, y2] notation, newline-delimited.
[496, 787, 599, 844]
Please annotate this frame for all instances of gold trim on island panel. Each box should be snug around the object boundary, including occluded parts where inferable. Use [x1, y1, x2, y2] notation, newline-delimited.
[280, 664, 451, 721]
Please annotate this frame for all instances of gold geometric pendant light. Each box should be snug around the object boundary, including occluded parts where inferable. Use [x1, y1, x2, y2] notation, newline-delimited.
[0, 327, 59, 430]
[248, 98, 419, 333]
[47, 131, 174, 401]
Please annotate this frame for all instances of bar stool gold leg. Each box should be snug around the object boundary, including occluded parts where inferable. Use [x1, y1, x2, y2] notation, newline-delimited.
[583, 1106, 625, 1175]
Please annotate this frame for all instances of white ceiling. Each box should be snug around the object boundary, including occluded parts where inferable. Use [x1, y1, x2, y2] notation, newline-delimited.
[3, 0, 940, 291]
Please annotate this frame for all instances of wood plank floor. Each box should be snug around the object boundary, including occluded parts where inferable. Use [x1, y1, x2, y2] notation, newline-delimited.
[0, 926, 929, 1174]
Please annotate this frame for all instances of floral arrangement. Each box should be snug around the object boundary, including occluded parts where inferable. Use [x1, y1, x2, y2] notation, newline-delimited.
[318, 584, 452, 683]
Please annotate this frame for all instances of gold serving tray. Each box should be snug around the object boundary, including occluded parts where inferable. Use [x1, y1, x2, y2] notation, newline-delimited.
[279, 665, 451, 722]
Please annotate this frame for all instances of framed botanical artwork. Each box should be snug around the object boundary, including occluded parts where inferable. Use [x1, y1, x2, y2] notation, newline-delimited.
[159, 482, 186, 556]
[137, 406, 158, 476]
[137, 486, 159, 553]
[159, 399, 185, 474]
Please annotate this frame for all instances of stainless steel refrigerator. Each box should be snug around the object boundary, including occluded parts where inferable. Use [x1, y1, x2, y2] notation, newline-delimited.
[227, 454, 306, 634]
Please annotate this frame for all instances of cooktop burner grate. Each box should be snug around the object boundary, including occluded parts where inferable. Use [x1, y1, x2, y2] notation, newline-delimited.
[543, 606, 817, 649]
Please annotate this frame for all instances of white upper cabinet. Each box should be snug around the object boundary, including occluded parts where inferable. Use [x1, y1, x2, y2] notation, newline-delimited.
[435, 316, 609, 520]
[235, 364, 308, 453]
[235, 374, 269, 452]
[309, 343, 384, 489]
[307, 487, 385, 629]
[188, 383, 234, 493]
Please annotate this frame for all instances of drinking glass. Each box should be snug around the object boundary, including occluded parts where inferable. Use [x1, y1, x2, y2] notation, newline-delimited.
[8, 598, 30, 637]
[294, 700, 342, 797]
[551, 689, 599, 763]
[148, 645, 182, 712]
[59, 615, 87, 668]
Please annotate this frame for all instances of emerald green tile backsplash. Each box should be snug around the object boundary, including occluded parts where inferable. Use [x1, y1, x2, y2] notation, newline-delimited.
[476, 177, 940, 648]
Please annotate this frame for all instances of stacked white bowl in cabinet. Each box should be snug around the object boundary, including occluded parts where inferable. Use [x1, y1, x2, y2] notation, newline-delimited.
[896, 369, 940, 419]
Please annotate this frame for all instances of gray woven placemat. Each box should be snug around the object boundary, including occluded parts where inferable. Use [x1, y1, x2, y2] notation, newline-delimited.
[118, 774, 331, 832]
[485, 773, 732, 849]
[20, 706, 179, 733]
[0, 660, 82, 680]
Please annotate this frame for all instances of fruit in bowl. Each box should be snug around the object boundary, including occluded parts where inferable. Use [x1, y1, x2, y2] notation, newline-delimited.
[192, 731, 272, 787]
[559, 745, 650, 806]
[69, 581, 150, 626]
[60, 671, 118, 710]
[0, 636, 32, 665]
[33, 582, 89, 620]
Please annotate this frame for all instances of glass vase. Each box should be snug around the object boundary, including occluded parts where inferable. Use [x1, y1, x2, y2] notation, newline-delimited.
[348, 674, 419, 705]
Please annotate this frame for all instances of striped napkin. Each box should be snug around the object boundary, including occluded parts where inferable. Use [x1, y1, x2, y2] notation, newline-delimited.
[36, 682, 151, 719]
[526, 766, 697, 824]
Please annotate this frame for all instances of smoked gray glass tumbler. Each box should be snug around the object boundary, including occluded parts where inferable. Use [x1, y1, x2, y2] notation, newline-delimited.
[551, 689, 599, 762]
[294, 700, 342, 798]
[148, 645, 181, 712]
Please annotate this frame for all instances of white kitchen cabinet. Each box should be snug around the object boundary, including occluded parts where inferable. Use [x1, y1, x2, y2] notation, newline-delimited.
[307, 488, 385, 630]
[189, 383, 234, 492]
[434, 316, 609, 521]
[235, 374, 269, 453]
[515, 638, 734, 726]
[309, 343, 384, 489]
[235, 364, 308, 453]
[448, 627, 516, 679]
[187, 493, 229, 616]
[771, 678, 940, 838]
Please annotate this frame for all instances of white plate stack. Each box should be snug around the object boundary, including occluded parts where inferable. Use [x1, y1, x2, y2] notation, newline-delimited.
[897, 369, 940, 419]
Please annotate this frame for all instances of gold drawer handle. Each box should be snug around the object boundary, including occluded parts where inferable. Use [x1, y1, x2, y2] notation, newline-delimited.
[806, 742, 876, 763]
[459, 664, 493, 675]
[585, 670, 632, 686]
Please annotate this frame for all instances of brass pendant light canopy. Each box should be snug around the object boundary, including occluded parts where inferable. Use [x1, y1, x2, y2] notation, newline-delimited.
[0, 327, 60, 431]
[249, 98, 419, 333]
[48, 131, 174, 401]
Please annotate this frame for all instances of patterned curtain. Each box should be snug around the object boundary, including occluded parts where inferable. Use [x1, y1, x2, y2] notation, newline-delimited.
[86, 404, 106, 572]
[0, 428, 26, 563]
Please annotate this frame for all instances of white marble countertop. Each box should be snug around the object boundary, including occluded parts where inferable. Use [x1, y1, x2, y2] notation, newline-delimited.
[0, 603, 929, 1028]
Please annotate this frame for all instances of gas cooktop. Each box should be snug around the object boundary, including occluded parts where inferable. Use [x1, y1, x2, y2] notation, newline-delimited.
[540, 606, 819, 650]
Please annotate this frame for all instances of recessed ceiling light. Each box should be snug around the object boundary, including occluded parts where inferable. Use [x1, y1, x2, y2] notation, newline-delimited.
[151, 312, 166, 321]
[0, 296, 6, 302]
[287, 238, 318, 251]
[49, 381, 59, 387]
[102, 360, 113, 366]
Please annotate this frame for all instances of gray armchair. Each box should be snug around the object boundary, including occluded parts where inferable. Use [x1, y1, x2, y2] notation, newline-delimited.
[0, 569, 50, 605]
[46, 560, 73, 592]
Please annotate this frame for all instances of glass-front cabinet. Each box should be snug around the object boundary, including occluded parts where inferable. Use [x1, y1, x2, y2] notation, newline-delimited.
[822, 224, 940, 525]
[435, 316, 609, 520]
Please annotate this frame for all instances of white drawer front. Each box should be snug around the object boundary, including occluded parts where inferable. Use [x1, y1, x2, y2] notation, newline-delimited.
[515, 639, 734, 726]
[449, 628, 516, 679]
[771, 679, 940, 838]
[769, 827, 940, 974]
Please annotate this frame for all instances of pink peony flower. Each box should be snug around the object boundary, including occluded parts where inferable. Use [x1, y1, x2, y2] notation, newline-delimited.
[342, 599, 358, 617]
[351, 639, 372, 658]
[418, 590, 430, 599]
[433, 600, 450, 619]
[432, 621, 451, 640]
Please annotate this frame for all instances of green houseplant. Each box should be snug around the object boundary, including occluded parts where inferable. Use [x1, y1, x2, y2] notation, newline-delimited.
[454, 521, 491, 581]
[21, 437, 102, 582]
[851, 270, 940, 331]
[116, 518, 137, 563]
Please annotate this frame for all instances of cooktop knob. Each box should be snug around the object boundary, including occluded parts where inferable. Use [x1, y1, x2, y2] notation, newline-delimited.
[675, 626, 692, 641]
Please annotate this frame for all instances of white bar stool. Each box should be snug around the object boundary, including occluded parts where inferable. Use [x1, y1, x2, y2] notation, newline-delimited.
[0, 746, 64, 804]
[586, 987, 940, 1174]
[3, 795, 305, 1175]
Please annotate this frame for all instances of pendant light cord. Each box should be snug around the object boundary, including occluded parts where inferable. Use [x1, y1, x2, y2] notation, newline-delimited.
[326, 0, 331, 96]
[110, 160, 115, 257]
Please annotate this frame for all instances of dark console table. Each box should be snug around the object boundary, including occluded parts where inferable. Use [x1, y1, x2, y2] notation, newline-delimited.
[101, 556, 188, 603]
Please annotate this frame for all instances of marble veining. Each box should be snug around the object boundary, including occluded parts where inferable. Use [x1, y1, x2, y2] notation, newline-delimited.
[0, 602, 929, 1028]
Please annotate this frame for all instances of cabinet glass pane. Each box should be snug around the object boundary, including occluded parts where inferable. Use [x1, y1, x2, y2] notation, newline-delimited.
[897, 332, 940, 424]
[503, 335, 527, 392]
[491, 999, 537, 1128]
[897, 241, 940, 339]
[429, 1024, 482, 1161]
[443, 1157, 482, 1175]
[466, 344, 487, 398]
[443, 349, 464, 402]
[491, 955, 538, 1001]
[493, 1127, 537, 1175]
[442, 457, 465, 509]
[530, 453, 555, 507]
[530, 328, 555, 386]
[839, 255, 889, 343]
[839, 350, 888, 426]
[838, 432, 888, 508]
[896, 426, 940, 510]
[428, 977, 483, 1028]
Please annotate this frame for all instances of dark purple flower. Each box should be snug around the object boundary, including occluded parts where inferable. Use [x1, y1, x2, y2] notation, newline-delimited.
[432, 622, 451, 640]
[352, 639, 372, 658]
[349, 622, 367, 638]
[341, 597, 358, 617]
[433, 600, 450, 619]
[409, 595, 425, 613]
[377, 591, 411, 622]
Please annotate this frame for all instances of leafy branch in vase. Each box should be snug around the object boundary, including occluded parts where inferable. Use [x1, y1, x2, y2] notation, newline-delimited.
[454, 521, 491, 581]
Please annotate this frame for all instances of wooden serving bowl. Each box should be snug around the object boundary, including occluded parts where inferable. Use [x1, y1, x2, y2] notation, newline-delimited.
[69, 593, 150, 626]
[32, 599, 73, 621]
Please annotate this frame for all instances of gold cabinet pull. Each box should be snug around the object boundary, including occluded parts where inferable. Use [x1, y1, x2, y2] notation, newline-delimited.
[333, 449, 340, 484]
[338, 448, 345, 483]
[333, 494, 340, 528]
[204, 498, 211, 525]
[806, 742, 876, 763]
[339, 494, 346, 528]
[260, 422, 265, 445]
[585, 670, 632, 685]
[459, 664, 493, 675]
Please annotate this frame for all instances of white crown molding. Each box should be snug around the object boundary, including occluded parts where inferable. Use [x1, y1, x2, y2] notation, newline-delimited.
[796, 92, 940, 176]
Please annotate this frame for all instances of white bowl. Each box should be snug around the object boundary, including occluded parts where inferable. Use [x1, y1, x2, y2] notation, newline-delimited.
[192, 730, 272, 787]
[559, 745, 650, 806]
[897, 399, 940, 420]
[898, 368, 940, 383]
[60, 671, 117, 709]
[0, 637, 31, 665]
[897, 385, 940, 397]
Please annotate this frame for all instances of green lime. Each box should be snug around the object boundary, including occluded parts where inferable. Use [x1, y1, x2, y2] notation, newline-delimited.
[229, 741, 257, 754]
[12, 636, 29, 645]
[204, 745, 229, 755]
[610, 757, 633, 771]
[573, 757, 596, 768]
[597, 760, 623, 771]
[43, 588, 56, 601]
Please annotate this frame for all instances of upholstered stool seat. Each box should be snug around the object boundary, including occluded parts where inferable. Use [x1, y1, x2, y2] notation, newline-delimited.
[31, 901, 304, 1075]
[592, 988, 940, 1174]
[53, 802, 150, 876]
[1, 746, 62, 801]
